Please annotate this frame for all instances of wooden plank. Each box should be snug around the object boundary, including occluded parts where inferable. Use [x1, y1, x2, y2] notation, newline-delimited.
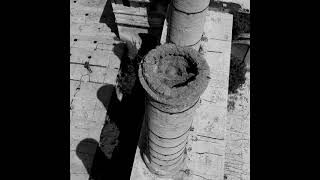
[114, 13, 163, 28]
[112, 3, 147, 16]
[115, 16, 150, 28]
[115, 13, 149, 24]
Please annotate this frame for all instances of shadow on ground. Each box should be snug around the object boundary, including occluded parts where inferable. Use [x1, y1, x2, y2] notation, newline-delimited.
[77, 49, 148, 179]
[76, 1, 171, 179]
[77, 82, 145, 179]
[76, 138, 99, 175]
[99, 0, 120, 37]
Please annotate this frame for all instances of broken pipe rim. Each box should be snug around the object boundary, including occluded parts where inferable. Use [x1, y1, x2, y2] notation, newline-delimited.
[138, 44, 210, 112]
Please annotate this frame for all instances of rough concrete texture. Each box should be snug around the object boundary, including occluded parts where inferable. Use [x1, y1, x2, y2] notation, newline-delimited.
[224, 72, 250, 180]
[142, 100, 195, 177]
[139, 44, 210, 113]
[131, 10, 234, 180]
[168, 8, 208, 46]
[167, 0, 208, 47]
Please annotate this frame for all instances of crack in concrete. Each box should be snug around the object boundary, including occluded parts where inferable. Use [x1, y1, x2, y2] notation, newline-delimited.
[70, 73, 90, 111]
[190, 172, 212, 180]
[195, 152, 223, 156]
[196, 134, 224, 141]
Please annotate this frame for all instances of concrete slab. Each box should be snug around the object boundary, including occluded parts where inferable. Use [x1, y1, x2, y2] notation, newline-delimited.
[224, 72, 250, 180]
[70, 1, 121, 179]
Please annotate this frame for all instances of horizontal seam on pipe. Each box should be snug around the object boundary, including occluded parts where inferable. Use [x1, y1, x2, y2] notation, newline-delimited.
[149, 144, 185, 156]
[185, 38, 202, 47]
[150, 153, 184, 167]
[172, 4, 209, 15]
[148, 133, 188, 148]
[169, 36, 202, 47]
[148, 126, 190, 140]
[147, 97, 199, 114]
[150, 149, 184, 162]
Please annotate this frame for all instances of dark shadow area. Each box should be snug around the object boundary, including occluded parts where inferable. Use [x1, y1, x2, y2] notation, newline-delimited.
[97, 84, 114, 110]
[122, 0, 130, 7]
[76, 138, 117, 180]
[88, 54, 147, 179]
[91, 1, 173, 179]
[228, 54, 247, 94]
[99, 0, 120, 37]
[76, 138, 99, 175]
[137, 33, 159, 59]
[146, 0, 171, 44]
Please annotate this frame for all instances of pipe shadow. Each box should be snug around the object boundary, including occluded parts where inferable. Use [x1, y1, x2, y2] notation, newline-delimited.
[100, 84, 146, 179]
[76, 82, 145, 179]
[84, 65, 145, 180]
[76, 138, 99, 176]
[92, 1, 172, 178]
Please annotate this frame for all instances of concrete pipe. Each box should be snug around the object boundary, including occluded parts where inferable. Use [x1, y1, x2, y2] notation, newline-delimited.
[138, 44, 210, 177]
[167, 0, 209, 48]
[173, 0, 210, 13]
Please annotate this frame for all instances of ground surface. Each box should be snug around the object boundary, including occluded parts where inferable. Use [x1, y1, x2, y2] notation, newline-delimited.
[70, 1, 250, 180]
[70, 0, 122, 179]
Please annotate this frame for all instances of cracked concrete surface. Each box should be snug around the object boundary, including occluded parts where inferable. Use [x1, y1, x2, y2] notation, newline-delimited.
[70, 0, 122, 179]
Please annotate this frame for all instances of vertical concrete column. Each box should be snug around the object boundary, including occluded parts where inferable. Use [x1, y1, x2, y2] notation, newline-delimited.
[167, 0, 210, 50]
[138, 44, 210, 177]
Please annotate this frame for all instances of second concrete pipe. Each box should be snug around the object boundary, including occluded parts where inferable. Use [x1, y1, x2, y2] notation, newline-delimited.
[167, 0, 210, 48]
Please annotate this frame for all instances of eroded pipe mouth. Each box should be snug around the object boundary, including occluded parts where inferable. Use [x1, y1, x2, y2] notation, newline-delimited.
[138, 44, 210, 111]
